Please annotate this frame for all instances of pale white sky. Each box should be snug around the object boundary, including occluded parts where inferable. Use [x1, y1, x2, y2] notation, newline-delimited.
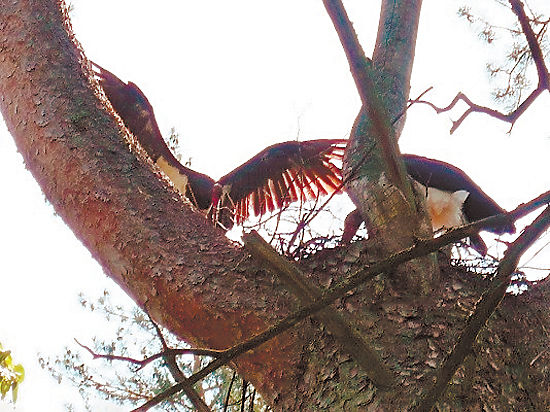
[1, 1, 549, 411]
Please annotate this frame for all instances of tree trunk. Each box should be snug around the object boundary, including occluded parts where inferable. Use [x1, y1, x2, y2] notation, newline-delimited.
[1, 1, 549, 410]
[341, 0, 438, 294]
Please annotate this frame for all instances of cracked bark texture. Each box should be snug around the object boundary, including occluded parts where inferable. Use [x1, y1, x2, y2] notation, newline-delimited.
[1, 1, 550, 410]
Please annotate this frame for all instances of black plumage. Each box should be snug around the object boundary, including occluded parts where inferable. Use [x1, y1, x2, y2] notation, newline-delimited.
[94, 63, 215, 210]
[404, 154, 515, 235]
[342, 154, 515, 254]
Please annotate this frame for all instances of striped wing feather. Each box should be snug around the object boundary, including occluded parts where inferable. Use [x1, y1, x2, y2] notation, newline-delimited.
[217, 139, 346, 224]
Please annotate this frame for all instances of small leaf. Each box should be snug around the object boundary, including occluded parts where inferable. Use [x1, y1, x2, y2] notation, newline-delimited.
[0, 350, 10, 363]
[1, 380, 10, 399]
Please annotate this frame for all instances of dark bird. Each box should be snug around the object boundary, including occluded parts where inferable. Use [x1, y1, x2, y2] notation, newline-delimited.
[95, 64, 514, 253]
[94, 64, 345, 228]
[343, 154, 516, 255]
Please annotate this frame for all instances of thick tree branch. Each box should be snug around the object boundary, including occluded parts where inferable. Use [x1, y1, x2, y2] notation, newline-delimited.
[412, 205, 550, 412]
[243, 231, 395, 389]
[324, 0, 438, 294]
[0, 1, 309, 403]
[135, 189, 550, 411]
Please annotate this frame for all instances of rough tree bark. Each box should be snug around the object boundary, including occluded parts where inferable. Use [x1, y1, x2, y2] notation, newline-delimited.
[1, 1, 549, 411]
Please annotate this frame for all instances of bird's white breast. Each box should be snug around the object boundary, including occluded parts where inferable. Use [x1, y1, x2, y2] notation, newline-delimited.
[413, 181, 470, 231]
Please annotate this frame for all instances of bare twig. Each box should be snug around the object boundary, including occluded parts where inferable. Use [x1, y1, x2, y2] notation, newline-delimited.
[413, 87, 544, 134]
[240, 379, 248, 412]
[249, 389, 256, 412]
[222, 370, 237, 412]
[529, 349, 547, 366]
[414, 0, 550, 134]
[134, 190, 550, 411]
[147, 314, 212, 412]
[75, 336, 215, 411]
[412, 206, 550, 412]
[148, 314, 169, 351]
[75, 338, 222, 369]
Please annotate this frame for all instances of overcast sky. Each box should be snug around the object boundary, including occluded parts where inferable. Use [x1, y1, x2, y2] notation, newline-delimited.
[1, 1, 549, 411]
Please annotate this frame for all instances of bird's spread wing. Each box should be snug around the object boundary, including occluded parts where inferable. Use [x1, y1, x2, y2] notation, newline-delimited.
[93, 63, 164, 157]
[94, 64, 214, 210]
[404, 154, 515, 234]
[215, 139, 346, 224]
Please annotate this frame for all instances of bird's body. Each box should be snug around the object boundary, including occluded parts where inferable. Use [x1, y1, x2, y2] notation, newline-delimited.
[343, 154, 515, 254]
[94, 63, 215, 209]
[403, 154, 515, 235]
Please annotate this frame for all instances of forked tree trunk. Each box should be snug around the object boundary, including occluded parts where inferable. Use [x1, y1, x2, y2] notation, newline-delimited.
[1, 1, 549, 410]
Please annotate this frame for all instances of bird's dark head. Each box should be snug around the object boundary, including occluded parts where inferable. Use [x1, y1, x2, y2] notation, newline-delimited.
[211, 183, 223, 208]
[208, 183, 234, 230]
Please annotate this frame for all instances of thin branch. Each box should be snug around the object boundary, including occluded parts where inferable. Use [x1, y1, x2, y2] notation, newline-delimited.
[396, 86, 434, 123]
[413, 0, 550, 133]
[321, 0, 372, 105]
[75, 338, 222, 369]
[148, 314, 170, 351]
[222, 370, 237, 412]
[248, 389, 256, 412]
[244, 231, 395, 389]
[413, 87, 544, 134]
[412, 205, 550, 412]
[133, 189, 550, 411]
[240, 379, 248, 412]
[76, 335, 213, 412]
[509, 0, 550, 88]
[147, 315, 212, 412]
